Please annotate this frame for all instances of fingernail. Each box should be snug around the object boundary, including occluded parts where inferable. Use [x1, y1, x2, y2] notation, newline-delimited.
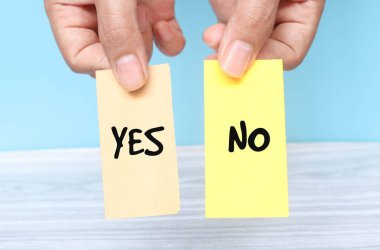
[157, 23, 173, 42]
[220, 40, 253, 78]
[115, 54, 146, 92]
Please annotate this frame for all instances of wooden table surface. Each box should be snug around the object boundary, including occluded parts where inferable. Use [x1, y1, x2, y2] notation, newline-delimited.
[0, 143, 380, 249]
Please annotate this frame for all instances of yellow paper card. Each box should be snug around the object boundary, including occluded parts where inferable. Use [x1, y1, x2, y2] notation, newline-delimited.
[96, 64, 180, 219]
[204, 59, 289, 218]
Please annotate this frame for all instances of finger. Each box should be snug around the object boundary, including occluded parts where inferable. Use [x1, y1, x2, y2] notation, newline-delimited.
[203, 23, 225, 50]
[95, 0, 148, 92]
[153, 18, 185, 56]
[217, 0, 280, 78]
[45, 2, 110, 74]
[258, 0, 325, 70]
[209, 0, 237, 22]
[137, 5, 154, 60]
[206, 53, 218, 60]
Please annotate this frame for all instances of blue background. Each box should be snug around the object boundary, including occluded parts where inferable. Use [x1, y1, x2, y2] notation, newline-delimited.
[0, 1, 379, 151]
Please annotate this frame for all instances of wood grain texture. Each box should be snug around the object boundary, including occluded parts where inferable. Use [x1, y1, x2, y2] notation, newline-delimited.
[0, 143, 380, 249]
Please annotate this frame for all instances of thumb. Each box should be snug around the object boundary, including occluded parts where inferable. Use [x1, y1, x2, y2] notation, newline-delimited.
[218, 0, 279, 78]
[95, 0, 149, 91]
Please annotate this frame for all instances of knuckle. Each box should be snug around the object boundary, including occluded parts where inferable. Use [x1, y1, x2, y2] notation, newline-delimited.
[286, 52, 304, 70]
[44, 0, 60, 13]
[66, 57, 84, 73]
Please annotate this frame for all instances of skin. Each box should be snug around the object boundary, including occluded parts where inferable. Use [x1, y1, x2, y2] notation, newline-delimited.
[45, 0, 325, 91]
[45, 0, 186, 91]
[204, 0, 325, 76]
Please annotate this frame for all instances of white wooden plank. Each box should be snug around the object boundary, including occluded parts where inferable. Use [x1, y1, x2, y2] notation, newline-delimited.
[0, 143, 380, 249]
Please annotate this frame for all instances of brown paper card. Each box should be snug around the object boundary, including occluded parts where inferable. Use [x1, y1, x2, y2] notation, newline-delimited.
[96, 64, 180, 219]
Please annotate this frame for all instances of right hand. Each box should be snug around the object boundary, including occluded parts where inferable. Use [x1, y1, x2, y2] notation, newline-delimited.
[203, 0, 324, 77]
[45, 0, 185, 91]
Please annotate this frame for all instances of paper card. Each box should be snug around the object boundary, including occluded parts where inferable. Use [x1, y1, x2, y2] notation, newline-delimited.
[204, 59, 289, 218]
[96, 64, 180, 219]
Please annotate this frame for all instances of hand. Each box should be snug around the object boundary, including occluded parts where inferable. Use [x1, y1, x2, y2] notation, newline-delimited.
[45, 0, 185, 91]
[203, 0, 325, 78]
